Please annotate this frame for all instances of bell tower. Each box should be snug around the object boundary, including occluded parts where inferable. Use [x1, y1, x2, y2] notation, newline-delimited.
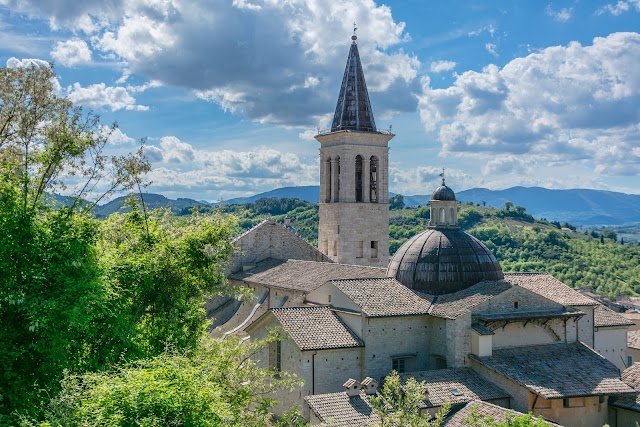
[315, 29, 394, 267]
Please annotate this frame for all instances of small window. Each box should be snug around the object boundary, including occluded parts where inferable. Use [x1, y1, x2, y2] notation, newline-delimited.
[450, 388, 463, 397]
[269, 341, 282, 372]
[332, 240, 338, 257]
[356, 241, 364, 258]
[514, 301, 519, 309]
[433, 356, 447, 370]
[392, 358, 406, 373]
[337, 225, 340, 234]
[371, 241, 378, 258]
[328, 294, 332, 303]
[563, 397, 584, 408]
[629, 355, 633, 366]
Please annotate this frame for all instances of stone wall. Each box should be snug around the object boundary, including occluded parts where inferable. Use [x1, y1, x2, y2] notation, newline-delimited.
[530, 395, 609, 427]
[595, 326, 629, 371]
[228, 219, 330, 274]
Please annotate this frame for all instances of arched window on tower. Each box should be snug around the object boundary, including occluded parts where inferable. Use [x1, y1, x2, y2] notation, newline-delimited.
[355, 155, 363, 202]
[440, 207, 446, 224]
[370, 156, 378, 203]
[325, 158, 332, 203]
[450, 207, 455, 225]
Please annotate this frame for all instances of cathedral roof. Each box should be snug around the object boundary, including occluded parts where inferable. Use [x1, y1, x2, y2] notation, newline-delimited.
[387, 228, 504, 295]
[330, 36, 376, 132]
[425, 280, 512, 319]
[271, 306, 363, 351]
[505, 273, 597, 306]
[330, 277, 432, 317]
[470, 342, 635, 399]
[398, 368, 510, 409]
[230, 258, 386, 293]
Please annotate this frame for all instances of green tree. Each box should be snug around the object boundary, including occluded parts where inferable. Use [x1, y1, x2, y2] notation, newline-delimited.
[390, 194, 405, 210]
[504, 201, 514, 211]
[465, 406, 552, 426]
[370, 371, 449, 427]
[0, 64, 148, 422]
[27, 335, 303, 427]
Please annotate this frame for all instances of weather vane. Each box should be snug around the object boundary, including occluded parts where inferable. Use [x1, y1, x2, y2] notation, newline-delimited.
[352, 22, 358, 42]
[439, 167, 446, 185]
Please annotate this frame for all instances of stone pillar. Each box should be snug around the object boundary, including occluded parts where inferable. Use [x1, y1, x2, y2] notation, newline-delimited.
[331, 157, 339, 202]
[320, 157, 328, 203]
[342, 153, 355, 203]
[363, 154, 370, 203]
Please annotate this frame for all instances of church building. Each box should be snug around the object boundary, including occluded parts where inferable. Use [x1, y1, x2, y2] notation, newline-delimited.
[208, 33, 638, 427]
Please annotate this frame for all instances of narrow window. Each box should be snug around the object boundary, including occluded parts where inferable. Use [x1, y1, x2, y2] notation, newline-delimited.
[440, 207, 446, 224]
[325, 158, 332, 203]
[450, 207, 455, 224]
[355, 155, 363, 202]
[321, 240, 328, 255]
[514, 301, 519, 309]
[332, 240, 338, 257]
[276, 340, 281, 372]
[269, 341, 282, 372]
[336, 157, 341, 202]
[369, 156, 378, 203]
[371, 241, 378, 258]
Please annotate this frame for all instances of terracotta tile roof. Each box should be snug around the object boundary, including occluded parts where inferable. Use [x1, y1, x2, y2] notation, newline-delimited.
[442, 401, 560, 427]
[271, 306, 363, 351]
[399, 368, 510, 409]
[612, 394, 640, 413]
[470, 342, 635, 399]
[471, 322, 495, 336]
[595, 305, 634, 328]
[505, 273, 597, 306]
[622, 363, 640, 389]
[426, 281, 512, 319]
[230, 258, 386, 293]
[475, 309, 584, 322]
[304, 391, 381, 426]
[630, 331, 640, 351]
[330, 278, 433, 317]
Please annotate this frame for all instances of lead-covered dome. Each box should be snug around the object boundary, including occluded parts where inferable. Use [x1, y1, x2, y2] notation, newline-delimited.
[432, 184, 456, 201]
[387, 228, 504, 295]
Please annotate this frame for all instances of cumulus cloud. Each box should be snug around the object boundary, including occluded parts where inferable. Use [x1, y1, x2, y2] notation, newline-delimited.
[66, 82, 149, 111]
[418, 32, 640, 176]
[5, 0, 419, 127]
[142, 136, 318, 198]
[430, 60, 456, 73]
[6, 57, 50, 68]
[51, 38, 92, 66]
[100, 125, 135, 145]
[595, 0, 640, 15]
[485, 43, 498, 57]
[390, 165, 475, 195]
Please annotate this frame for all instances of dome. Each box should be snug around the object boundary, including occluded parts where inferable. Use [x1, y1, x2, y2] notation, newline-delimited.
[432, 184, 456, 201]
[387, 228, 504, 295]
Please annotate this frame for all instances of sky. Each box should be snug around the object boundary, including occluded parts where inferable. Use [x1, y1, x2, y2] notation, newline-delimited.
[1, 0, 639, 202]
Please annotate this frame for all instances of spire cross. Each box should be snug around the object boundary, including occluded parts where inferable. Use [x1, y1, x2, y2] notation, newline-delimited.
[439, 167, 446, 185]
[352, 22, 358, 42]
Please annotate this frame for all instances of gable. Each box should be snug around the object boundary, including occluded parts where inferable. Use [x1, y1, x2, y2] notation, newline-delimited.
[227, 219, 331, 274]
[472, 285, 565, 316]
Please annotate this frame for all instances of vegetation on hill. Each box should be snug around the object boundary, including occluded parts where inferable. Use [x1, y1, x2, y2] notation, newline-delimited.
[218, 197, 640, 298]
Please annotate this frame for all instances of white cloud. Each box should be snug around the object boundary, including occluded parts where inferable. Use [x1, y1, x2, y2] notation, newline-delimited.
[390, 165, 475, 195]
[430, 60, 456, 74]
[485, 43, 498, 57]
[596, 0, 640, 15]
[6, 57, 50, 68]
[418, 32, 640, 176]
[66, 82, 149, 111]
[5, 0, 420, 127]
[100, 125, 135, 145]
[468, 24, 496, 37]
[545, 5, 573, 22]
[51, 38, 92, 67]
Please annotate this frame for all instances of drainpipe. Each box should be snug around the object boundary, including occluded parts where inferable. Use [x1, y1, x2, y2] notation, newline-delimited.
[312, 351, 317, 395]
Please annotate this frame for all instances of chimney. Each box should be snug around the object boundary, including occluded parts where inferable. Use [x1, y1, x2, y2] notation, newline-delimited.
[361, 377, 378, 395]
[343, 378, 361, 397]
[284, 216, 291, 227]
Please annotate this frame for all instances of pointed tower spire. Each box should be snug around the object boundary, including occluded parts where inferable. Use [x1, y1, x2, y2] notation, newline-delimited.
[331, 28, 377, 132]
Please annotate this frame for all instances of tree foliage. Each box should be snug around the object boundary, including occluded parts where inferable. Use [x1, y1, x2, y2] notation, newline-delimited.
[464, 406, 552, 426]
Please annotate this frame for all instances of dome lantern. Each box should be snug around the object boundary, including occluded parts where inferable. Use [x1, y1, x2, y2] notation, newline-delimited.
[428, 169, 459, 228]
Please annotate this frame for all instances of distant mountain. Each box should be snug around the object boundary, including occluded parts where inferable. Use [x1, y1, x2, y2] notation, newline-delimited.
[94, 193, 210, 217]
[217, 185, 640, 226]
[221, 186, 320, 205]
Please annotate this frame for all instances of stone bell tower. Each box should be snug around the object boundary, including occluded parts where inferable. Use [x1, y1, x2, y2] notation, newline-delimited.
[315, 30, 394, 267]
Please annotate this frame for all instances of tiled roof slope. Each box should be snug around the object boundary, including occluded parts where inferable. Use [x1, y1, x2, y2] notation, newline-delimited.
[612, 394, 640, 413]
[622, 363, 640, 389]
[305, 391, 380, 426]
[230, 259, 386, 293]
[470, 342, 634, 399]
[594, 305, 634, 327]
[442, 401, 561, 427]
[426, 281, 512, 319]
[629, 331, 640, 350]
[399, 368, 510, 409]
[505, 273, 597, 306]
[331, 278, 433, 317]
[272, 306, 363, 351]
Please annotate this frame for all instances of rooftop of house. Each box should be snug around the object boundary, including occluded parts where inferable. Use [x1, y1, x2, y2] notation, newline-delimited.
[470, 342, 635, 399]
[611, 393, 640, 414]
[304, 391, 380, 426]
[399, 368, 510, 409]
[270, 306, 363, 351]
[594, 304, 634, 328]
[505, 273, 598, 307]
[629, 331, 640, 351]
[330, 277, 433, 317]
[230, 258, 386, 293]
[425, 280, 512, 319]
[622, 363, 640, 389]
[441, 400, 560, 427]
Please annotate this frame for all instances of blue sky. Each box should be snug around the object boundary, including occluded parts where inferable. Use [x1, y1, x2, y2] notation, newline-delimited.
[1, 0, 639, 201]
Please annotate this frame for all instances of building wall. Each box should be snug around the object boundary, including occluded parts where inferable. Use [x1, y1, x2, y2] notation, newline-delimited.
[304, 347, 365, 396]
[610, 406, 640, 427]
[530, 395, 609, 427]
[491, 318, 577, 349]
[469, 359, 531, 413]
[362, 315, 430, 380]
[628, 347, 640, 365]
[228, 219, 330, 274]
[474, 286, 564, 315]
[595, 326, 629, 371]
[575, 305, 595, 347]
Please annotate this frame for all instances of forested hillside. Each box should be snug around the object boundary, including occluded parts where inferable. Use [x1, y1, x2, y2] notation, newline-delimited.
[216, 197, 640, 298]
